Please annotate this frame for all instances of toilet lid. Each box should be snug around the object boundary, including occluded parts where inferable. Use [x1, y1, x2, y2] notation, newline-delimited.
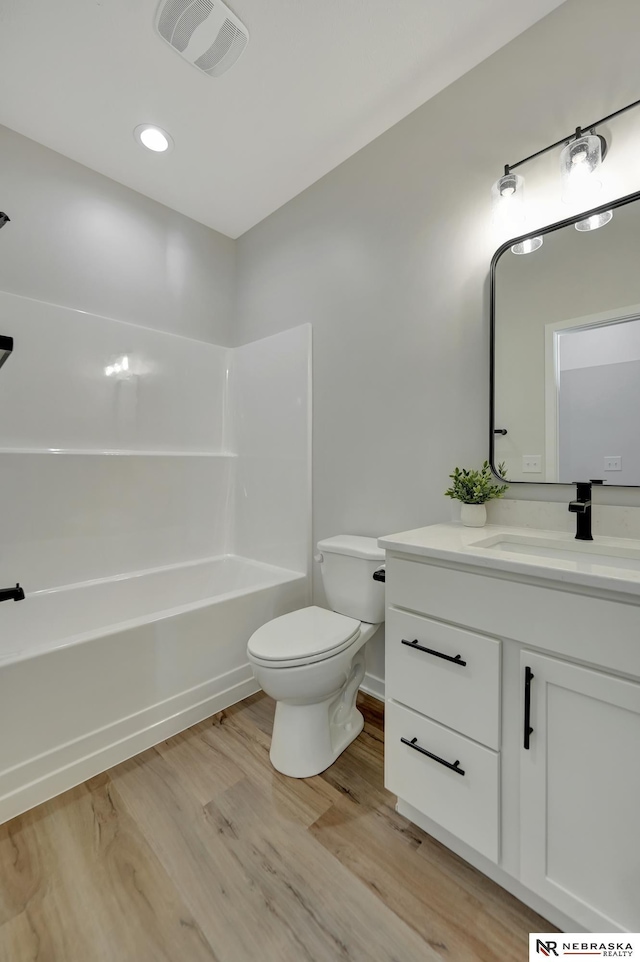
[247, 606, 361, 663]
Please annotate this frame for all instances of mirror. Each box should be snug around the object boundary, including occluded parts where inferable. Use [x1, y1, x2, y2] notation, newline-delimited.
[491, 190, 640, 486]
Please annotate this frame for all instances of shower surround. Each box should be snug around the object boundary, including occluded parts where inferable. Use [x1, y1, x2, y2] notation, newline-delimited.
[0, 289, 311, 823]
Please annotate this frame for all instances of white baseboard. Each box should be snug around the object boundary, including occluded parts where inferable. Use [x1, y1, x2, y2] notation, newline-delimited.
[360, 672, 385, 702]
[0, 665, 259, 825]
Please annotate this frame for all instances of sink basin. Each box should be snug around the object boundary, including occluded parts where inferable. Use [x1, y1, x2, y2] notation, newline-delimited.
[471, 533, 640, 573]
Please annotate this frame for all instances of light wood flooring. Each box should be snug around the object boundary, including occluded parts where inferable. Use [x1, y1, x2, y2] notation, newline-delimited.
[0, 693, 553, 962]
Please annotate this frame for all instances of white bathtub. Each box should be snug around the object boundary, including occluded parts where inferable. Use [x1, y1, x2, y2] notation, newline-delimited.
[0, 556, 308, 824]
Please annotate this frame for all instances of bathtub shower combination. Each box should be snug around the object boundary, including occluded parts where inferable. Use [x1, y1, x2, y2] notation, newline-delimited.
[0, 291, 311, 824]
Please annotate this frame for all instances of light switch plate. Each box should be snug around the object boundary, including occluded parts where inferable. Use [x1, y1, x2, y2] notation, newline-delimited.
[604, 456, 622, 471]
[522, 455, 542, 473]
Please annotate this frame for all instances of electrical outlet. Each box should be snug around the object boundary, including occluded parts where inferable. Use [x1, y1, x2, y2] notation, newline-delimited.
[604, 456, 622, 471]
[522, 455, 541, 473]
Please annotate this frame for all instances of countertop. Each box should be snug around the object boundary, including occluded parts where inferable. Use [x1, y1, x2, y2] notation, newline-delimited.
[378, 522, 640, 599]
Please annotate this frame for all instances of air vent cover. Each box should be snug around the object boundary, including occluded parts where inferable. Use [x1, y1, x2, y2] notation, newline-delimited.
[155, 0, 249, 78]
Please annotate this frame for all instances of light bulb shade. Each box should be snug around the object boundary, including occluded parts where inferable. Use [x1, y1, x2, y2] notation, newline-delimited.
[511, 236, 543, 255]
[492, 171, 525, 234]
[561, 134, 603, 205]
[575, 209, 613, 232]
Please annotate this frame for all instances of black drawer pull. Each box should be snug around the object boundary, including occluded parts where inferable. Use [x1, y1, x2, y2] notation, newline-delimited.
[401, 638, 467, 667]
[401, 737, 465, 776]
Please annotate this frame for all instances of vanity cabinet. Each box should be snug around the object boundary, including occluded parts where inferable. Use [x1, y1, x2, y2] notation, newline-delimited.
[381, 529, 640, 933]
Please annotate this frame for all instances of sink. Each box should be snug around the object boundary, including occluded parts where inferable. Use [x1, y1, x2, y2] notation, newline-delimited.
[471, 533, 640, 573]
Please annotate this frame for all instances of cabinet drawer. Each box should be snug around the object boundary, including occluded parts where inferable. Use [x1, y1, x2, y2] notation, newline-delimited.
[386, 608, 501, 750]
[385, 700, 499, 862]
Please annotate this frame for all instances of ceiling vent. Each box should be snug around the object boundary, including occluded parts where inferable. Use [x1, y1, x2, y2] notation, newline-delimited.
[155, 0, 249, 78]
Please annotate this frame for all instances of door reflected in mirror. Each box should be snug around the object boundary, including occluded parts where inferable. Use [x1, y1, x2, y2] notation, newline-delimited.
[492, 192, 640, 486]
[556, 316, 640, 485]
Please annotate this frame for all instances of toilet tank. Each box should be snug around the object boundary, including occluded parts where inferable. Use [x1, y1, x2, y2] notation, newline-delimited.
[316, 535, 385, 624]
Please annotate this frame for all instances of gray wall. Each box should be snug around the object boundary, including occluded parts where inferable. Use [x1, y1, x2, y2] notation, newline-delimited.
[0, 125, 235, 345]
[235, 0, 640, 679]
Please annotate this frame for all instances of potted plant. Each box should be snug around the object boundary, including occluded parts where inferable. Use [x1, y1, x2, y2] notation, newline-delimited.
[445, 460, 509, 527]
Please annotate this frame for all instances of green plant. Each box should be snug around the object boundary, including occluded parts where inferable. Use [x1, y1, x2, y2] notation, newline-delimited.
[444, 460, 509, 505]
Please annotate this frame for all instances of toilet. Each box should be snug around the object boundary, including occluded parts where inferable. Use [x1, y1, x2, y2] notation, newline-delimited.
[247, 535, 385, 778]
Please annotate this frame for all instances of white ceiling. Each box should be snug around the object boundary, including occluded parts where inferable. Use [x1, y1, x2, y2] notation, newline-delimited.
[0, 0, 565, 238]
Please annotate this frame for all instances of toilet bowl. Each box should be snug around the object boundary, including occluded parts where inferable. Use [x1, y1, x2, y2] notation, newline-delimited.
[247, 535, 385, 778]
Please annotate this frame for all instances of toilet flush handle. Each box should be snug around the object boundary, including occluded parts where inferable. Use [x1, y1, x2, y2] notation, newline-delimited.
[314, 552, 324, 563]
[372, 565, 386, 583]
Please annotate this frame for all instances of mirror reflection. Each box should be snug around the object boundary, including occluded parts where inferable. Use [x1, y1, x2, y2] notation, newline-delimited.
[492, 194, 640, 485]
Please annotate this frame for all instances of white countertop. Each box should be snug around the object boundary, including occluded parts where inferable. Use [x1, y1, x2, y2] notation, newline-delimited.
[379, 522, 640, 599]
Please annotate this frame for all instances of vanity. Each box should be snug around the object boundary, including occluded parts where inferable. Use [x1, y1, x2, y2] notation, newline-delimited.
[379, 522, 640, 934]
[378, 170, 640, 932]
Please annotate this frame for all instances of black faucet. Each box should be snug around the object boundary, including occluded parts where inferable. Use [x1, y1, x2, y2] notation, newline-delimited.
[0, 583, 25, 603]
[568, 481, 603, 541]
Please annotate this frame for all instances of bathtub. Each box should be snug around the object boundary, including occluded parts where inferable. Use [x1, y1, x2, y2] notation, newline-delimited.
[0, 556, 308, 824]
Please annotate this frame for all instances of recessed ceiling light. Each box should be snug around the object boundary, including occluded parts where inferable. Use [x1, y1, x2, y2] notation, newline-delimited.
[134, 124, 174, 153]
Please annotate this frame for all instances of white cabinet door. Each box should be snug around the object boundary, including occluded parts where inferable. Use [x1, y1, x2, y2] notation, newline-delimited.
[520, 651, 640, 932]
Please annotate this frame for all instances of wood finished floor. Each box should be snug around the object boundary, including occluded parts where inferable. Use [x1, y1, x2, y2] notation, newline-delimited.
[0, 693, 553, 962]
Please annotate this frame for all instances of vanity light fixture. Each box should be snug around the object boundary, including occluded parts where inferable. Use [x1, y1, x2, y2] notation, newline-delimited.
[134, 124, 174, 153]
[493, 95, 640, 250]
[491, 167, 525, 234]
[492, 167, 542, 255]
[560, 128, 607, 205]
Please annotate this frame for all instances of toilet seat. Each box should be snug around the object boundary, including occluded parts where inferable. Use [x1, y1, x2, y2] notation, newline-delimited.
[247, 605, 361, 669]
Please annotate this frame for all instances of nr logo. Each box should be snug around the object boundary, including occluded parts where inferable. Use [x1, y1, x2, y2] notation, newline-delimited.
[536, 941, 559, 957]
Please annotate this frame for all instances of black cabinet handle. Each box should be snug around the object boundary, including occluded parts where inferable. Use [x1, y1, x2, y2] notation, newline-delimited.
[401, 737, 465, 776]
[524, 666, 534, 750]
[401, 638, 466, 667]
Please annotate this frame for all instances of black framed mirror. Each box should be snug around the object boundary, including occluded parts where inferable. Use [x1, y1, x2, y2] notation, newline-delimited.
[490, 189, 640, 486]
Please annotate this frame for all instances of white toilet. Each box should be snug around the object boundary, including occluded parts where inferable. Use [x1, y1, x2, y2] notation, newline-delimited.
[247, 535, 385, 778]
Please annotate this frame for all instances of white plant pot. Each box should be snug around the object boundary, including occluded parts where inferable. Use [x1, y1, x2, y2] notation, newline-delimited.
[460, 503, 487, 527]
